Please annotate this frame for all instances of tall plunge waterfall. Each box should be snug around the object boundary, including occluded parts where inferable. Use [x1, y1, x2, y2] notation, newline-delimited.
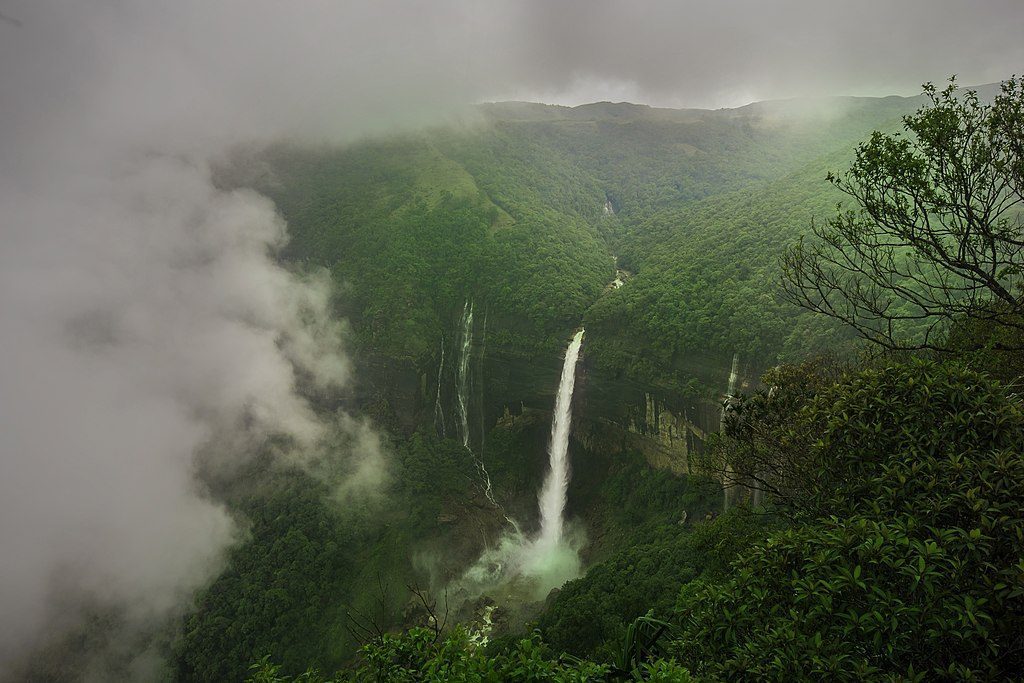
[453, 328, 586, 603]
[536, 329, 585, 549]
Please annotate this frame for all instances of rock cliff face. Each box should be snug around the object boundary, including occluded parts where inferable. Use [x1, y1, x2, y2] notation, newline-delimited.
[574, 388, 719, 475]
[633, 392, 706, 473]
[572, 349, 754, 474]
[348, 300, 757, 486]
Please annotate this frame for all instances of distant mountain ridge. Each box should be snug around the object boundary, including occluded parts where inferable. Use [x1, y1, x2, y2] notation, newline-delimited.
[480, 80, 1004, 122]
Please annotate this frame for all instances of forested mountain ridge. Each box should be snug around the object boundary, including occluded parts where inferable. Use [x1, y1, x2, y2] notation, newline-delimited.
[166, 82, 1024, 682]
[228, 88, 935, 422]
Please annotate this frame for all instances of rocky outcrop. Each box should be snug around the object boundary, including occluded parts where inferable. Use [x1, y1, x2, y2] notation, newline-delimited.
[573, 391, 710, 474]
[630, 392, 705, 473]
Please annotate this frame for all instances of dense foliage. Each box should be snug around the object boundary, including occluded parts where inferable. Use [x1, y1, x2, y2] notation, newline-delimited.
[246, 627, 694, 682]
[538, 509, 766, 661]
[175, 437, 485, 681]
[176, 475, 355, 681]
[674, 362, 1024, 680]
[584, 158, 861, 393]
[221, 91, 926, 407]
[241, 135, 612, 366]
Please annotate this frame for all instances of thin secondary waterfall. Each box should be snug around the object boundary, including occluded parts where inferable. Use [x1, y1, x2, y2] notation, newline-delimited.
[434, 335, 446, 437]
[727, 352, 739, 398]
[455, 301, 474, 448]
[537, 329, 585, 549]
[454, 300, 500, 509]
[722, 352, 739, 510]
[478, 309, 488, 452]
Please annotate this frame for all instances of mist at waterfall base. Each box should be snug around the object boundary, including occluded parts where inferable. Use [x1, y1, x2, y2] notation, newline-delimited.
[455, 330, 587, 603]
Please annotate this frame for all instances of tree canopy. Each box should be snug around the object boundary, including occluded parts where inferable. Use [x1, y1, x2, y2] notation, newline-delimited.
[783, 78, 1024, 351]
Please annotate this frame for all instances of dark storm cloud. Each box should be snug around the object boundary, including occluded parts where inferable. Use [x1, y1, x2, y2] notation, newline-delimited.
[0, 0, 1020, 679]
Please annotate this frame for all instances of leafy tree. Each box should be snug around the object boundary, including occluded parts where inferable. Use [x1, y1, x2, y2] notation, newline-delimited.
[782, 78, 1024, 351]
[672, 362, 1024, 680]
[700, 356, 852, 509]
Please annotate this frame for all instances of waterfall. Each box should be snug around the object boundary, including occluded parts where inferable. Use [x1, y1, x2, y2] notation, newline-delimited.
[478, 308, 488, 452]
[454, 300, 501, 509]
[722, 352, 739, 510]
[452, 328, 586, 604]
[434, 335, 446, 437]
[727, 353, 739, 397]
[721, 352, 740, 429]
[455, 301, 474, 449]
[536, 329, 585, 549]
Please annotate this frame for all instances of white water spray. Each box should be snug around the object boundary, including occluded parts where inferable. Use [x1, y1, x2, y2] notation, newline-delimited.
[536, 329, 585, 549]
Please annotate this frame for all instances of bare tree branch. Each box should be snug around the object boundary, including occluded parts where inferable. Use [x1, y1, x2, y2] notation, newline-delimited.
[782, 77, 1024, 352]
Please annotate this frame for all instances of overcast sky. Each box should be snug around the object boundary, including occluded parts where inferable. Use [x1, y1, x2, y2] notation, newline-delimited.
[0, 0, 1021, 678]
[3, 1, 1022, 146]
[501, 0, 1024, 108]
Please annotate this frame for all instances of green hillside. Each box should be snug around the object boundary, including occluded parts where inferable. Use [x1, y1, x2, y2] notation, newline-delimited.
[174, 84, 1024, 681]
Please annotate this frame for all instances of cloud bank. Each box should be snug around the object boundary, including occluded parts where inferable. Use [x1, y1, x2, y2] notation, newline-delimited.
[0, 109, 361, 674]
